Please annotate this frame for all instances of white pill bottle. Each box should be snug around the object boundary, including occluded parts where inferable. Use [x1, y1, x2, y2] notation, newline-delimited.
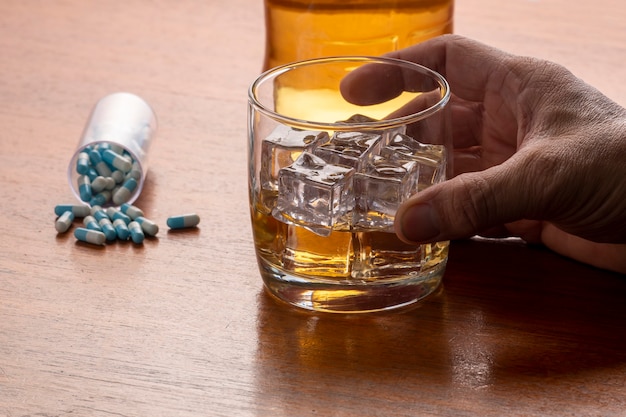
[68, 92, 158, 207]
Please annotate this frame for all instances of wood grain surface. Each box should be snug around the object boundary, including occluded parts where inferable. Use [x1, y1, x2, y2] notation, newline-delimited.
[0, 1, 624, 416]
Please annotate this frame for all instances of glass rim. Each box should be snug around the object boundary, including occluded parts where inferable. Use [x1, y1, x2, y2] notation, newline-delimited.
[248, 55, 451, 131]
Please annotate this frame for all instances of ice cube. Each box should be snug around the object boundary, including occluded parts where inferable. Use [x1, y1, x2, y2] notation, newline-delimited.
[353, 156, 418, 231]
[313, 131, 382, 171]
[336, 114, 407, 145]
[272, 152, 355, 236]
[260, 125, 330, 192]
[382, 133, 446, 189]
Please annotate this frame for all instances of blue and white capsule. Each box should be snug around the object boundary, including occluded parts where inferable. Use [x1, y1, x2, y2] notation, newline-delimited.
[95, 142, 110, 152]
[113, 218, 130, 240]
[55, 211, 74, 233]
[91, 176, 116, 193]
[77, 175, 92, 202]
[166, 213, 200, 230]
[91, 176, 107, 193]
[76, 151, 91, 175]
[54, 204, 91, 218]
[113, 177, 138, 205]
[120, 203, 144, 220]
[98, 218, 117, 241]
[105, 177, 116, 190]
[86, 167, 99, 181]
[88, 149, 112, 177]
[83, 215, 102, 232]
[135, 216, 159, 236]
[109, 143, 125, 154]
[106, 207, 131, 224]
[128, 221, 145, 244]
[111, 170, 125, 184]
[126, 161, 142, 181]
[102, 149, 132, 173]
[89, 190, 112, 207]
[74, 227, 106, 245]
[92, 207, 109, 222]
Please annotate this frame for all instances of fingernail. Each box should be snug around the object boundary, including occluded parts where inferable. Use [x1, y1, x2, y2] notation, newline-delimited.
[400, 203, 440, 242]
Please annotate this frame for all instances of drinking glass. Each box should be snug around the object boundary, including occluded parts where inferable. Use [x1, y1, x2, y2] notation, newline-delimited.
[248, 56, 451, 313]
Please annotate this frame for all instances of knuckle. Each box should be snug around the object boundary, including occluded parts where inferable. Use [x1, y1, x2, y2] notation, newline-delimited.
[441, 174, 497, 235]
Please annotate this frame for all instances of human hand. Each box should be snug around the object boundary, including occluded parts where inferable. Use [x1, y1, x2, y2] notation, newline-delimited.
[341, 35, 626, 274]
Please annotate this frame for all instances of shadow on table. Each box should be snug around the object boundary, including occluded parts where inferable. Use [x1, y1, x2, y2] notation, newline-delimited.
[252, 238, 626, 414]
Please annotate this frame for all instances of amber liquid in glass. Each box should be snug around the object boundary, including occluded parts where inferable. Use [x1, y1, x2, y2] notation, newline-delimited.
[263, 0, 454, 70]
[252, 191, 449, 282]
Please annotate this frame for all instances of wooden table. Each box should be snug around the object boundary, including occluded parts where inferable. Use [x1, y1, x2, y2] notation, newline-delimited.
[1, 1, 625, 415]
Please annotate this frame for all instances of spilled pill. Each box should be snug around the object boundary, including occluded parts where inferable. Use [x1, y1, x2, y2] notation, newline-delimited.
[128, 221, 145, 244]
[113, 218, 130, 240]
[92, 207, 109, 222]
[74, 228, 106, 245]
[106, 207, 131, 224]
[98, 218, 117, 241]
[83, 215, 101, 232]
[55, 211, 74, 233]
[167, 213, 200, 229]
[120, 203, 144, 220]
[135, 216, 159, 236]
[54, 204, 90, 217]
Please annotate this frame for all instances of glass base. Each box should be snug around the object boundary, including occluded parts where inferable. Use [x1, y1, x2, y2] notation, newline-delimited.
[259, 259, 446, 314]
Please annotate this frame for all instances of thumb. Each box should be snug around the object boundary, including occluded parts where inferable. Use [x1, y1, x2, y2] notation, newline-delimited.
[394, 161, 533, 243]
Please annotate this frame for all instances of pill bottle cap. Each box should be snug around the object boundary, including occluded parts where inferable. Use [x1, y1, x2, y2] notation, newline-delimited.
[67, 92, 158, 207]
